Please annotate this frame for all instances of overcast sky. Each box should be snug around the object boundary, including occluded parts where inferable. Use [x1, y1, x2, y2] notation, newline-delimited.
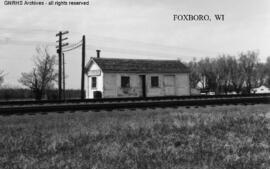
[0, 0, 269, 88]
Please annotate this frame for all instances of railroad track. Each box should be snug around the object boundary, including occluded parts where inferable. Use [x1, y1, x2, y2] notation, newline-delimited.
[0, 94, 269, 115]
[1, 93, 270, 106]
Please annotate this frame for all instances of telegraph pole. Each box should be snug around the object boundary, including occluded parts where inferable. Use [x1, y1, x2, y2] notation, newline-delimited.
[56, 31, 69, 100]
[81, 35, 86, 99]
[63, 53, 66, 100]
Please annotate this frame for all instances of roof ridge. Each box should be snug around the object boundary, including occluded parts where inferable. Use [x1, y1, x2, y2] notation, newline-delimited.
[92, 57, 181, 62]
[87, 57, 190, 74]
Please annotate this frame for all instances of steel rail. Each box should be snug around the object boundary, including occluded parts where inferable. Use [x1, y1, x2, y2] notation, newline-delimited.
[0, 94, 269, 106]
[0, 95, 269, 115]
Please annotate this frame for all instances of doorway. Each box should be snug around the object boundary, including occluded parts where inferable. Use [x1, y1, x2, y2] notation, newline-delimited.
[164, 75, 176, 96]
[139, 75, 146, 97]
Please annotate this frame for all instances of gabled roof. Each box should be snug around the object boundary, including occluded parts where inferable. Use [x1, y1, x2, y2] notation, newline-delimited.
[85, 57, 189, 73]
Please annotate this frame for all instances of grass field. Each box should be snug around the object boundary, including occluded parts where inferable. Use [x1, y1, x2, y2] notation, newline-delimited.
[0, 104, 270, 169]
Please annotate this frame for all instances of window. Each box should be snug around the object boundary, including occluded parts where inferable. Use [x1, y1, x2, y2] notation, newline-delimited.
[151, 76, 159, 87]
[92, 77, 97, 88]
[121, 76, 130, 88]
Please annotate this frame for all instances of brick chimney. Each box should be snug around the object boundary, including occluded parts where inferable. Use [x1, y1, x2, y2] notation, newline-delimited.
[96, 50, 101, 58]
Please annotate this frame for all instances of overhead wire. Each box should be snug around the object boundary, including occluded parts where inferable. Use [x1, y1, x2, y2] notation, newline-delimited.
[0, 27, 81, 34]
[0, 38, 206, 59]
[0, 39, 202, 58]
[63, 43, 82, 52]
[0, 27, 218, 55]
[62, 40, 82, 50]
[86, 34, 217, 54]
[85, 45, 198, 59]
[0, 38, 56, 46]
[0, 33, 217, 58]
[0, 29, 217, 55]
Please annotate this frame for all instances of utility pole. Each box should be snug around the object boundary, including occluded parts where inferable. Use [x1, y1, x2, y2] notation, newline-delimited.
[57, 32, 62, 100]
[56, 31, 69, 100]
[63, 53, 66, 100]
[81, 35, 86, 99]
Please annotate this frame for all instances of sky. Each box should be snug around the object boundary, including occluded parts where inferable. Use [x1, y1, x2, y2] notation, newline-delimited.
[0, 0, 269, 88]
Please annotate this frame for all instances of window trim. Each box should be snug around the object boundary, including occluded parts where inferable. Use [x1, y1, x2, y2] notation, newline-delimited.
[151, 76, 159, 88]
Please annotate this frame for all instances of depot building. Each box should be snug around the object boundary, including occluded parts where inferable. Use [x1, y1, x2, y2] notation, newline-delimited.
[85, 53, 190, 98]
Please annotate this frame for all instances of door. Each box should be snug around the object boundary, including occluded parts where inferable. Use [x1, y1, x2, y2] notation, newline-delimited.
[164, 75, 175, 96]
[139, 75, 146, 97]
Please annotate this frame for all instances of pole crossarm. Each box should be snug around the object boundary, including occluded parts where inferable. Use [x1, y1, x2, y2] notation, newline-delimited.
[56, 31, 69, 36]
[56, 37, 68, 42]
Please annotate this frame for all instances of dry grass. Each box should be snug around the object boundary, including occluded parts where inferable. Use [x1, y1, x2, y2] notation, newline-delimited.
[0, 104, 270, 169]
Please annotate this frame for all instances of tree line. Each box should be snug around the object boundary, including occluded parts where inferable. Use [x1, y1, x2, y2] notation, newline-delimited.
[187, 51, 270, 94]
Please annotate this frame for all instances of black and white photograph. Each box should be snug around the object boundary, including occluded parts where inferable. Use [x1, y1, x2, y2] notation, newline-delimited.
[0, 0, 270, 168]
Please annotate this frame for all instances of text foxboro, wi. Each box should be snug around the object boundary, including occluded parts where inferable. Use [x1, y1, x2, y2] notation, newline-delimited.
[3, 0, 90, 6]
[173, 14, 225, 22]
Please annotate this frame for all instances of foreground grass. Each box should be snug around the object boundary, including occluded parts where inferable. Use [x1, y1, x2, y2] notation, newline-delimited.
[0, 104, 270, 169]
